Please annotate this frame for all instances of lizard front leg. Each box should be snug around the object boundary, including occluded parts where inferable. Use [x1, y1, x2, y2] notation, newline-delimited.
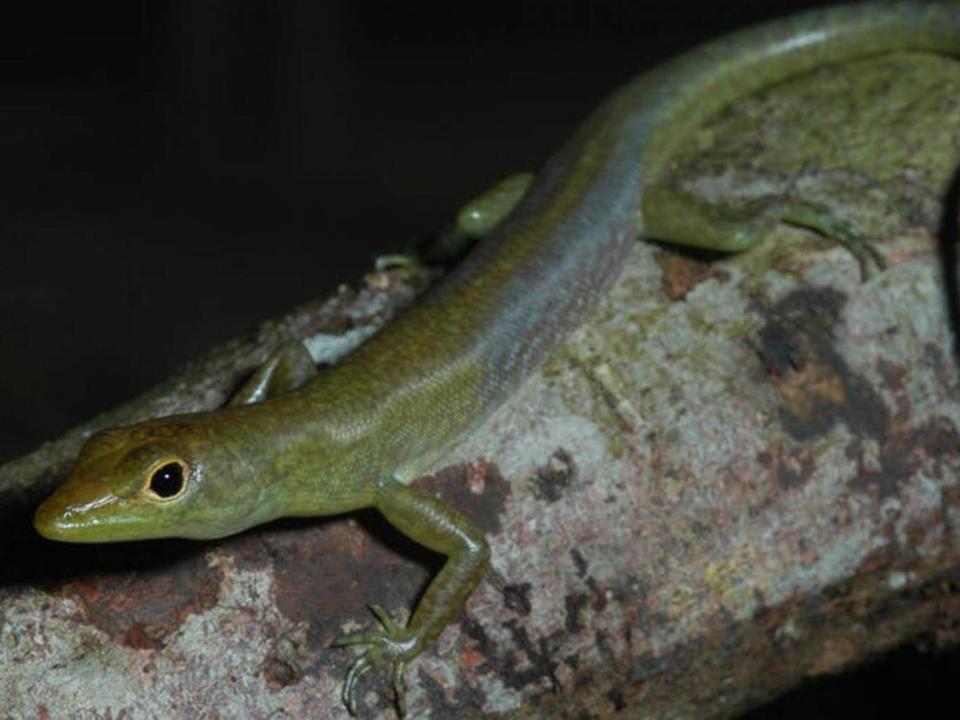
[337, 478, 490, 716]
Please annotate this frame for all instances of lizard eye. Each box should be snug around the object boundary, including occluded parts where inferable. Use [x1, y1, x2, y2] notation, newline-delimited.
[145, 460, 189, 501]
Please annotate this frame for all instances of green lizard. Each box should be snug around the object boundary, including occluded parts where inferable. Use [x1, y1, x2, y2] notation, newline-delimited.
[34, 2, 960, 715]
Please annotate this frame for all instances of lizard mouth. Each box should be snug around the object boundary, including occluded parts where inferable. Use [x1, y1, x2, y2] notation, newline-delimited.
[34, 489, 122, 542]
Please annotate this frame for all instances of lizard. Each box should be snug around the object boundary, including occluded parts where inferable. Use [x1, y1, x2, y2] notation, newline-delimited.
[34, 2, 960, 714]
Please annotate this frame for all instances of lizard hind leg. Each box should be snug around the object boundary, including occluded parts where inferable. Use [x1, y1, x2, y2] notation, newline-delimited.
[377, 172, 536, 272]
[375, 173, 534, 271]
[641, 184, 885, 279]
[427, 171, 536, 265]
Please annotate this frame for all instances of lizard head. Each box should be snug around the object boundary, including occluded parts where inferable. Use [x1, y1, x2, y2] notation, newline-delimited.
[35, 413, 272, 543]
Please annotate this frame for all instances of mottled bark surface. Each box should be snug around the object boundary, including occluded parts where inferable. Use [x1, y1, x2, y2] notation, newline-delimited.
[2, 53, 960, 718]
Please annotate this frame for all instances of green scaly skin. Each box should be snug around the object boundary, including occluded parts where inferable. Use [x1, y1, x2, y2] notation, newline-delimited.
[33, 2, 960, 715]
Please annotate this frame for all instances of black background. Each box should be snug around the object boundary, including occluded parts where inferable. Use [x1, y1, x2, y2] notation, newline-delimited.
[1, 1, 956, 715]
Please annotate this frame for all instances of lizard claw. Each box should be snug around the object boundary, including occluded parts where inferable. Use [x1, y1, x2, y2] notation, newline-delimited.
[777, 201, 886, 281]
[335, 605, 419, 716]
[816, 214, 886, 280]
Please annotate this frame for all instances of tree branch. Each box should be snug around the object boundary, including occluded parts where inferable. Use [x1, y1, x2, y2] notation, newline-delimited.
[3, 52, 960, 719]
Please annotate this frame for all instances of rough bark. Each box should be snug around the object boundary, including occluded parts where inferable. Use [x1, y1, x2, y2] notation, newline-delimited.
[2, 52, 960, 719]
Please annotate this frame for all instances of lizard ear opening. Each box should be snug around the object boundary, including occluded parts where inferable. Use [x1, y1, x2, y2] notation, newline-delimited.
[144, 460, 189, 501]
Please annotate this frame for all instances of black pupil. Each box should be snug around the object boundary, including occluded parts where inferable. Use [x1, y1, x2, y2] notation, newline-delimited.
[150, 463, 184, 498]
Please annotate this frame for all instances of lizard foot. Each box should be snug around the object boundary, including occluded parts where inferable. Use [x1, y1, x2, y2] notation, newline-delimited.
[774, 200, 886, 280]
[336, 604, 419, 716]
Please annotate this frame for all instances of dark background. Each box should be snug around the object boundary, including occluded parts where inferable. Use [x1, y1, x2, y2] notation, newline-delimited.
[1, 0, 956, 715]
